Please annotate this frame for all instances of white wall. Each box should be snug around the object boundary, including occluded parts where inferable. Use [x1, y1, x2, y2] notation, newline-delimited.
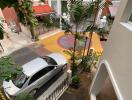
[101, 0, 132, 99]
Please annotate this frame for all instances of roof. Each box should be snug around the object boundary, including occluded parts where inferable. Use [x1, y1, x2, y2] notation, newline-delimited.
[22, 57, 48, 76]
[32, 5, 54, 16]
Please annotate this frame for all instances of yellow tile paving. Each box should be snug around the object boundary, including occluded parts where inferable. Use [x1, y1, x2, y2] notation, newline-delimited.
[0, 90, 7, 100]
[38, 32, 103, 60]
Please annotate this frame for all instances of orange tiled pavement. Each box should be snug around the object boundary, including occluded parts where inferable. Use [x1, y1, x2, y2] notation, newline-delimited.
[38, 32, 103, 60]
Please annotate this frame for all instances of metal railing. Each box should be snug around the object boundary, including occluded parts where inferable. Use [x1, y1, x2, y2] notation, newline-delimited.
[37, 70, 72, 100]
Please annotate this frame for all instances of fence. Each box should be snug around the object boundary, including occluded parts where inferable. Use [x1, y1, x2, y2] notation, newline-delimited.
[37, 70, 72, 100]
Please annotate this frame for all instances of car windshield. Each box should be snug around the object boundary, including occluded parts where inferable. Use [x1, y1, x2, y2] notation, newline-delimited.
[12, 72, 28, 88]
[43, 56, 57, 65]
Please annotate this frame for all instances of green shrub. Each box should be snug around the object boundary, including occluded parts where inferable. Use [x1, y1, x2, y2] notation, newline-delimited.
[72, 75, 80, 86]
[14, 93, 34, 100]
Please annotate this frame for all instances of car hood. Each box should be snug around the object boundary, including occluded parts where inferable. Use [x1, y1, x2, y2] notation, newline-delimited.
[47, 53, 67, 65]
[3, 80, 20, 96]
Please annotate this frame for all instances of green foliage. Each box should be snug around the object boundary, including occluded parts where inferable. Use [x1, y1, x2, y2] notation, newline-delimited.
[42, 15, 54, 28]
[71, 63, 78, 76]
[0, 23, 4, 40]
[14, 93, 34, 100]
[62, 0, 95, 76]
[0, 56, 22, 85]
[0, 0, 18, 9]
[19, 0, 38, 39]
[69, 0, 93, 24]
[97, 28, 108, 38]
[81, 51, 102, 72]
[63, 0, 111, 74]
[61, 18, 72, 33]
[71, 75, 80, 88]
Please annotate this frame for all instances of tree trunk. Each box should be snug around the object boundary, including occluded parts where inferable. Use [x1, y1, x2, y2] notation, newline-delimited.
[87, 1, 99, 55]
[30, 25, 35, 40]
[82, 37, 88, 58]
[87, 32, 93, 55]
[72, 23, 78, 65]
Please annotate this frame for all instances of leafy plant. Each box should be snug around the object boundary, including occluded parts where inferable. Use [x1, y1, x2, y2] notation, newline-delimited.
[71, 75, 80, 88]
[14, 93, 34, 100]
[97, 27, 109, 39]
[81, 51, 102, 72]
[62, 0, 94, 76]
[0, 56, 22, 85]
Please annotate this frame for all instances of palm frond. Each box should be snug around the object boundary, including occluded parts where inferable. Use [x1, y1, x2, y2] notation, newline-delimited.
[61, 18, 72, 33]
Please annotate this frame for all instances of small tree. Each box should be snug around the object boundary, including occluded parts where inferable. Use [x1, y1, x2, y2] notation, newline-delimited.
[81, 51, 102, 72]
[0, 56, 22, 85]
[86, 0, 112, 55]
[18, 0, 39, 40]
[62, 0, 94, 76]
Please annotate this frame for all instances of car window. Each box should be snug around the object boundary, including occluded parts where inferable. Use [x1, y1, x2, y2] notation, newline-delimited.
[28, 66, 54, 85]
[12, 73, 28, 88]
[43, 56, 57, 65]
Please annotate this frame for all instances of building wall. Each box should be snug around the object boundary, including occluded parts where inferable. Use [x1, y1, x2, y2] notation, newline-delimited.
[101, 0, 132, 99]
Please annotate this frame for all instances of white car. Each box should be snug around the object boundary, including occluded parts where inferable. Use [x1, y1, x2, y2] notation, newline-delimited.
[3, 53, 67, 99]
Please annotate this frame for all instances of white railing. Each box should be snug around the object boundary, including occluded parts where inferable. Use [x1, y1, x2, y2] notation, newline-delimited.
[37, 70, 72, 100]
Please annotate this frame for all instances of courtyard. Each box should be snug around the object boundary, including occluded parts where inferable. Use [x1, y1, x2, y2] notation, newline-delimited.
[38, 31, 103, 60]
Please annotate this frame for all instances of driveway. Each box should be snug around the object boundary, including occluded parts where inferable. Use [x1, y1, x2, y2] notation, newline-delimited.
[10, 43, 51, 65]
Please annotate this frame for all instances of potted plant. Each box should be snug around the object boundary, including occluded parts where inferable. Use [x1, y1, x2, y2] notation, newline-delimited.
[71, 75, 80, 88]
[98, 28, 109, 41]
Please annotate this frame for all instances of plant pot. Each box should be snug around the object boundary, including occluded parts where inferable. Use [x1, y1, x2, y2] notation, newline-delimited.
[100, 38, 107, 41]
[71, 82, 80, 88]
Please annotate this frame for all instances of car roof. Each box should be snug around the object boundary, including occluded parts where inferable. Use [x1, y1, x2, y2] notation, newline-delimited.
[22, 57, 48, 77]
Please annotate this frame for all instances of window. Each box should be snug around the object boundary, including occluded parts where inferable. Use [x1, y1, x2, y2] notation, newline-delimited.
[12, 73, 28, 88]
[43, 56, 57, 65]
[28, 66, 54, 85]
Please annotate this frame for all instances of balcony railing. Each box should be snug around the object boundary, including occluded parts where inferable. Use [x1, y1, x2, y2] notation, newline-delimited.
[37, 70, 72, 100]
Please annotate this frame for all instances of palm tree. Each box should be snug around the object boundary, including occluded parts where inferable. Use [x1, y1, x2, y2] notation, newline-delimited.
[86, 0, 112, 55]
[62, 0, 94, 75]
[18, 0, 38, 40]
[62, 0, 112, 73]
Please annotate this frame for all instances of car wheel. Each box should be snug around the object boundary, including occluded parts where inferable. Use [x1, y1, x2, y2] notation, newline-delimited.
[29, 89, 37, 96]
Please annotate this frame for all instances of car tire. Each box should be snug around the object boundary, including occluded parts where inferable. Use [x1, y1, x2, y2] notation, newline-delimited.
[29, 89, 37, 96]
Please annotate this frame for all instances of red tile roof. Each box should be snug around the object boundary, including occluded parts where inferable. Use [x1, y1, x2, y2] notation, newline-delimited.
[32, 5, 54, 16]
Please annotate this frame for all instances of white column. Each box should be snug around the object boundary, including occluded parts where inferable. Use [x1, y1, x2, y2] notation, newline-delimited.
[57, 0, 62, 16]
[57, 0, 62, 29]
[48, 0, 51, 7]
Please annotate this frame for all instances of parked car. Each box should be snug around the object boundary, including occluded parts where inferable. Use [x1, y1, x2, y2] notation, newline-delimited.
[2, 53, 67, 99]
